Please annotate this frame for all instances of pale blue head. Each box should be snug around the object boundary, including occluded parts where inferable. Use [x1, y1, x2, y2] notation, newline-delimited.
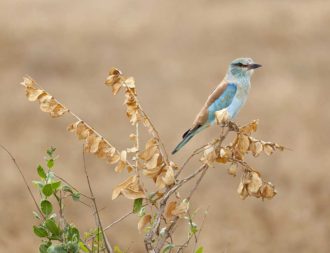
[227, 57, 262, 80]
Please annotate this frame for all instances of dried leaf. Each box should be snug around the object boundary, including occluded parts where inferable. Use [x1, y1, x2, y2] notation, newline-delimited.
[124, 77, 136, 89]
[237, 180, 249, 200]
[263, 144, 274, 156]
[239, 120, 259, 135]
[107, 153, 121, 165]
[105, 68, 124, 95]
[95, 140, 112, 159]
[138, 214, 151, 233]
[145, 153, 161, 170]
[228, 163, 238, 177]
[247, 172, 262, 194]
[172, 199, 189, 218]
[165, 201, 177, 221]
[162, 166, 175, 186]
[139, 138, 158, 161]
[236, 134, 250, 155]
[68, 121, 93, 140]
[114, 161, 126, 173]
[201, 146, 216, 166]
[216, 147, 232, 164]
[260, 182, 277, 199]
[112, 175, 145, 200]
[84, 134, 102, 154]
[39, 96, 58, 113]
[215, 109, 229, 124]
[143, 166, 162, 180]
[155, 175, 166, 190]
[50, 104, 68, 118]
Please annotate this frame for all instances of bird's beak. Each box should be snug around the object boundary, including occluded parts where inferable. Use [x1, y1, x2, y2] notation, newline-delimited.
[247, 63, 262, 70]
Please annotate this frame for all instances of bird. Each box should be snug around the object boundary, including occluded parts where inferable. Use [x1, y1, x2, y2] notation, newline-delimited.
[172, 57, 262, 155]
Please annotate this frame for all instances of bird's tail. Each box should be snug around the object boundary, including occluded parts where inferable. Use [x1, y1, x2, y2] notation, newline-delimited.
[172, 125, 207, 154]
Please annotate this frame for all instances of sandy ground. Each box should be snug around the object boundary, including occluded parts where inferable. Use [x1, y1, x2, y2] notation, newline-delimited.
[0, 0, 330, 252]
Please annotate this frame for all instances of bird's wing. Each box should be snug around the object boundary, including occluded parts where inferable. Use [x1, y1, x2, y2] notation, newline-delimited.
[191, 81, 237, 129]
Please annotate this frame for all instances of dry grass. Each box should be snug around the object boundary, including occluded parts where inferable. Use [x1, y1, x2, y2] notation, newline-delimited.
[0, 0, 330, 252]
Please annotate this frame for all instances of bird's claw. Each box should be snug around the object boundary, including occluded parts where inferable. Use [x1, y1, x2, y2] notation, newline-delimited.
[227, 121, 239, 132]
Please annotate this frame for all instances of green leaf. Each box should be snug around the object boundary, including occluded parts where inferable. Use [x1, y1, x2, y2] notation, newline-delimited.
[41, 200, 53, 216]
[39, 241, 52, 253]
[42, 184, 53, 197]
[33, 225, 48, 237]
[45, 219, 61, 236]
[78, 242, 89, 253]
[51, 181, 61, 191]
[47, 244, 67, 253]
[162, 243, 175, 253]
[190, 222, 198, 234]
[39, 243, 50, 253]
[47, 147, 56, 157]
[195, 246, 204, 253]
[72, 192, 80, 201]
[66, 242, 79, 253]
[47, 159, 54, 169]
[67, 225, 80, 242]
[62, 185, 73, 193]
[133, 198, 143, 214]
[37, 165, 47, 179]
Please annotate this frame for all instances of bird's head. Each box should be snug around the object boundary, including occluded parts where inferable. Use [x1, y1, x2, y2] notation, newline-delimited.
[228, 57, 262, 80]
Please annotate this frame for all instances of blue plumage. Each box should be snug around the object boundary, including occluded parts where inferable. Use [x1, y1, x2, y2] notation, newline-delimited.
[207, 83, 237, 123]
[172, 57, 262, 154]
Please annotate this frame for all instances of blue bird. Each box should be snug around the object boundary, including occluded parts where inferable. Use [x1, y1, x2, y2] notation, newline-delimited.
[172, 57, 262, 154]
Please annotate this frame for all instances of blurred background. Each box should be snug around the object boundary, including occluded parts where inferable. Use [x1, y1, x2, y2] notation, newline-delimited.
[0, 0, 329, 252]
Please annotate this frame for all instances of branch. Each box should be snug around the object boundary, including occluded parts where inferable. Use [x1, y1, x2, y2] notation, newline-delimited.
[82, 147, 113, 253]
[0, 144, 44, 219]
[155, 166, 209, 252]
[122, 81, 170, 166]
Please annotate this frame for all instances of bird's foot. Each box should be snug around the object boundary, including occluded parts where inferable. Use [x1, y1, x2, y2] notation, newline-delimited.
[227, 121, 239, 132]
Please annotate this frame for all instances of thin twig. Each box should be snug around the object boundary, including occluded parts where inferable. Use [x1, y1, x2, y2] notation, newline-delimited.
[192, 206, 209, 252]
[86, 208, 137, 243]
[55, 174, 92, 199]
[27, 79, 134, 169]
[82, 147, 113, 253]
[104, 211, 134, 231]
[155, 166, 209, 252]
[122, 81, 170, 166]
[0, 144, 44, 219]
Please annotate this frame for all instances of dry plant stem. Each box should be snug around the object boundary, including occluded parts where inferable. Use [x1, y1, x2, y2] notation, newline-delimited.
[32, 81, 135, 169]
[229, 158, 257, 172]
[176, 126, 230, 179]
[135, 122, 140, 175]
[86, 206, 140, 243]
[175, 144, 208, 179]
[123, 82, 170, 166]
[155, 166, 209, 252]
[174, 212, 196, 253]
[192, 207, 209, 252]
[55, 174, 92, 199]
[82, 148, 113, 253]
[103, 210, 133, 232]
[144, 165, 208, 252]
[0, 144, 45, 219]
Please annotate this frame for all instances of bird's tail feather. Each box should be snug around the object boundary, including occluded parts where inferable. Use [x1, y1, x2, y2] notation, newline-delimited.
[172, 125, 207, 154]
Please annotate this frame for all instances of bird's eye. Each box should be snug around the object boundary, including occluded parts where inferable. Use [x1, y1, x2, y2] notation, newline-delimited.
[233, 63, 247, 67]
